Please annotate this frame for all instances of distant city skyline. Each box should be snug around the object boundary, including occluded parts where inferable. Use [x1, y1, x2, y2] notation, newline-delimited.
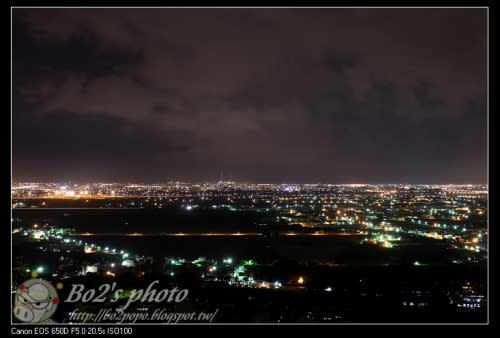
[10, 178, 489, 185]
[12, 181, 487, 187]
[13, 8, 487, 183]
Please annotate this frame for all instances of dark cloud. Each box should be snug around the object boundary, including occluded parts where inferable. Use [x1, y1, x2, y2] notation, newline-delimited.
[12, 8, 487, 183]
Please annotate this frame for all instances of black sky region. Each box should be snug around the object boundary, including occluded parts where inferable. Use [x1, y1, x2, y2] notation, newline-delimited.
[12, 8, 487, 184]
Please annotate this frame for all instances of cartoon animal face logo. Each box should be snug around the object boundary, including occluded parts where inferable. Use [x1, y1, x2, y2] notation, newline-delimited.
[13, 278, 59, 323]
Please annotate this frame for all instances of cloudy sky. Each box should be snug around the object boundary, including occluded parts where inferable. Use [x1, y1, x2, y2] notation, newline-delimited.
[12, 8, 487, 183]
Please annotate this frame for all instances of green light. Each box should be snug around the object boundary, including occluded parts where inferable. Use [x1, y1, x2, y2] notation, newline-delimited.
[414, 261, 420, 266]
[36, 266, 44, 273]
[192, 257, 206, 264]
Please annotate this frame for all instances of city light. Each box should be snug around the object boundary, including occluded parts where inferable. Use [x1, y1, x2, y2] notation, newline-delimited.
[11, 182, 487, 322]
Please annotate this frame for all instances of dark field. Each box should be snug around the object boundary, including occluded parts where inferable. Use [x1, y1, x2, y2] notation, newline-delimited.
[13, 206, 473, 265]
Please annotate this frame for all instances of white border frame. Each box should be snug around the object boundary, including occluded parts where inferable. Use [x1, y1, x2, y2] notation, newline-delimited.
[10, 6, 489, 326]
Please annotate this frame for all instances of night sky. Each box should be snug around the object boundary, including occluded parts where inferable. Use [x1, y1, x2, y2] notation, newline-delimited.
[12, 8, 487, 184]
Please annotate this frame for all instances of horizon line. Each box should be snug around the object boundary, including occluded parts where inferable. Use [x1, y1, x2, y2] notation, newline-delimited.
[11, 181, 488, 186]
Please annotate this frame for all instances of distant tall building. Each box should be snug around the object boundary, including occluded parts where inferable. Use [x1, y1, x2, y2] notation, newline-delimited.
[217, 171, 235, 186]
